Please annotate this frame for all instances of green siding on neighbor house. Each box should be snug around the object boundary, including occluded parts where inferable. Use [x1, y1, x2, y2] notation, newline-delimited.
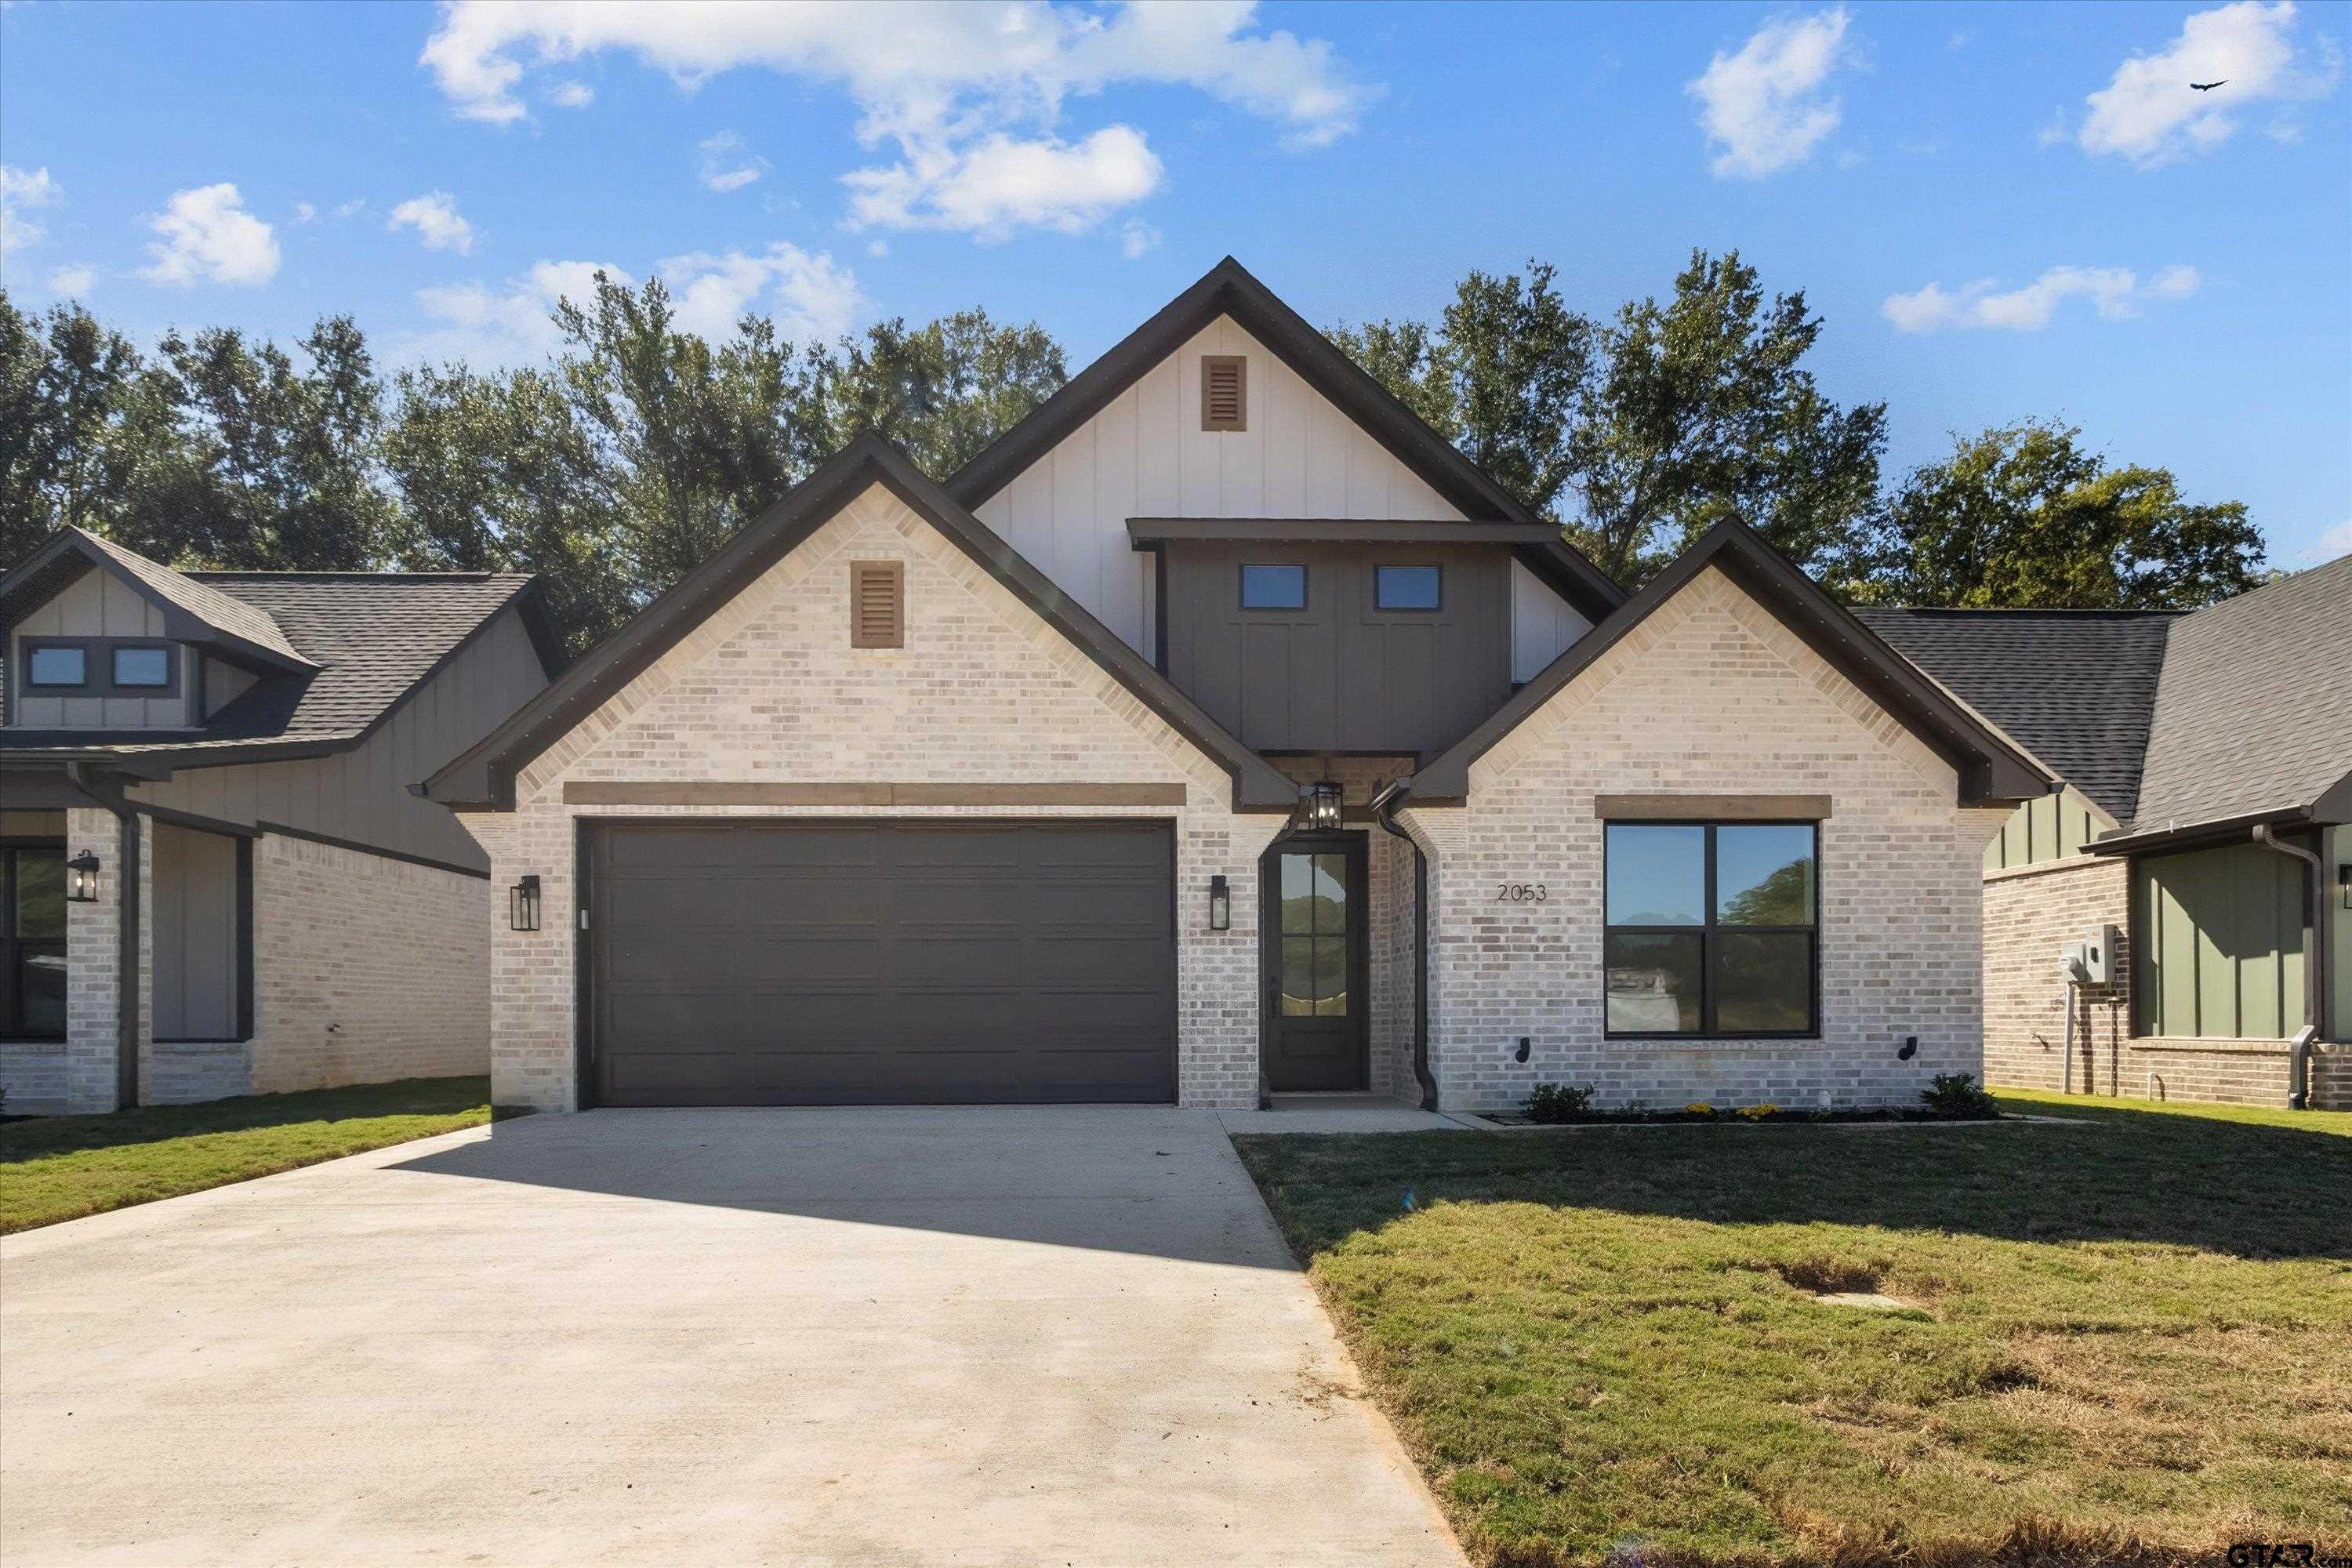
[2133, 840, 2311, 1040]
[1984, 788, 2100, 872]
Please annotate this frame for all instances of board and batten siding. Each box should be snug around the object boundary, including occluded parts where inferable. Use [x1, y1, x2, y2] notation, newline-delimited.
[7, 568, 195, 728]
[126, 605, 547, 871]
[1983, 786, 2107, 872]
[2132, 837, 2312, 1040]
[971, 313, 1591, 674]
[151, 821, 240, 1041]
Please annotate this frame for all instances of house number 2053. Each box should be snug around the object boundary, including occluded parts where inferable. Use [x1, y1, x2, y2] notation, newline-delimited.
[1494, 884, 1548, 902]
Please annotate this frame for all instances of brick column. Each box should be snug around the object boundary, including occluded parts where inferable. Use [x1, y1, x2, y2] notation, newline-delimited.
[64, 806, 149, 1114]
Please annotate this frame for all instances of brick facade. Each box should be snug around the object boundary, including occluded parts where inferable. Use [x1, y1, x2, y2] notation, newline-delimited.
[460, 482, 1287, 1114]
[1398, 566, 2011, 1113]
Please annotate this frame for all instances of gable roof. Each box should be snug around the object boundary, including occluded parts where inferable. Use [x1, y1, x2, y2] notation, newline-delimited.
[1408, 517, 2056, 807]
[0, 525, 315, 672]
[423, 434, 1301, 813]
[1852, 608, 2176, 824]
[1, 543, 557, 769]
[946, 256, 1627, 622]
[2125, 553, 2352, 835]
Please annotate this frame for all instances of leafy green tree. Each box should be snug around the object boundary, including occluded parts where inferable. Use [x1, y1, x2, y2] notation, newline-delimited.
[1861, 420, 2265, 608]
[1, 292, 149, 561]
[1332, 250, 1886, 586]
[812, 309, 1068, 477]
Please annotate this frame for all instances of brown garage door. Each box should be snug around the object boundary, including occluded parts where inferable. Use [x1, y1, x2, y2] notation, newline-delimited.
[587, 821, 1177, 1105]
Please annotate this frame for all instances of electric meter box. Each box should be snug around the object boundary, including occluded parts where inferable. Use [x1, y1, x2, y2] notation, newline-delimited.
[2082, 925, 2119, 985]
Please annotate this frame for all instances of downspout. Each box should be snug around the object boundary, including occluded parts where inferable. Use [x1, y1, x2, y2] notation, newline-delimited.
[64, 761, 141, 1111]
[1369, 779, 1439, 1112]
[2251, 823, 2323, 1110]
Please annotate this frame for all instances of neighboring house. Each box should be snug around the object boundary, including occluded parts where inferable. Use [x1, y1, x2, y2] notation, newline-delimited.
[0, 528, 561, 1113]
[424, 258, 2053, 1116]
[1860, 553, 2352, 1111]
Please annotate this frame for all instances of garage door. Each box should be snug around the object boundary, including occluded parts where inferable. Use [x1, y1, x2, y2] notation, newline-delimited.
[587, 821, 1177, 1105]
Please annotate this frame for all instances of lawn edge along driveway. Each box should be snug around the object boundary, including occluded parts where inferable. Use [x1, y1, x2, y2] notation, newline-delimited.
[0, 1075, 492, 1233]
[1232, 1094, 2351, 1567]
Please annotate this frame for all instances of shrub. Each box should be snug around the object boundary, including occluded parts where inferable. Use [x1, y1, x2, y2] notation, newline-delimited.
[1735, 1103, 1779, 1121]
[1919, 1072, 1999, 1119]
[1683, 1102, 1717, 1119]
[1522, 1083, 1598, 1123]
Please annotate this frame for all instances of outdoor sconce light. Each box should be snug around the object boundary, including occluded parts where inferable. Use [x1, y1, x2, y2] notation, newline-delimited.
[2339, 862, 2350, 911]
[1208, 874, 1231, 931]
[65, 850, 101, 903]
[1306, 780, 1345, 830]
[510, 874, 542, 932]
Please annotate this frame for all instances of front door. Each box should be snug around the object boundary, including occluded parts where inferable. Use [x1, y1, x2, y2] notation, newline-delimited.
[0, 843, 67, 1040]
[1263, 833, 1369, 1092]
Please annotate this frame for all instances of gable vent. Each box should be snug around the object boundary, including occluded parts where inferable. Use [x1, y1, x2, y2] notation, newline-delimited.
[1201, 355, 1247, 432]
[850, 560, 904, 648]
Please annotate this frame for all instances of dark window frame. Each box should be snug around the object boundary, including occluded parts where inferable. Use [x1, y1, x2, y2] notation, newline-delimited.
[0, 838, 69, 1041]
[1238, 562, 1308, 612]
[110, 643, 176, 689]
[1373, 563, 1443, 612]
[1602, 819, 1820, 1040]
[24, 641, 89, 688]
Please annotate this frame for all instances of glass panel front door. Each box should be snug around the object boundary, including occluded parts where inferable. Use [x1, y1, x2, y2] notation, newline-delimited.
[1265, 834, 1367, 1091]
[3, 846, 68, 1039]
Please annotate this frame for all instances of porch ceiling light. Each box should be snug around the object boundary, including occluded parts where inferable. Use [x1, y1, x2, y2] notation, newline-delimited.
[1307, 781, 1345, 830]
[65, 850, 100, 903]
[510, 874, 542, 933]
[1208, 874, 1231, 931]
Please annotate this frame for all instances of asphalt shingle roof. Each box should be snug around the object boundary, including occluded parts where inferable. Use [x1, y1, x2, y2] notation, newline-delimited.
[1852, 607, 2177, 824]
[0, 568, 536, 757]
[69, 528, 312, 668]
[2129, 554, 2352, 833]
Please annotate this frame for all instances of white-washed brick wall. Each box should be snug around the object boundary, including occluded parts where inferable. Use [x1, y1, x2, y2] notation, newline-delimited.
[249, 833, 491, 1093]
[46, 806, 149, 1114]
[1368, 824, 1419, 1102]
[463, 482, 1286, 1113]
[1400, 566, 2011, 1112]
[1981, 855, 2130, 1094]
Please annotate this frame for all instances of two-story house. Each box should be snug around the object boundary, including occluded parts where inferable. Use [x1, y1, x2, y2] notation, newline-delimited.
[0, 529, 559, 1112]
[424, 258, 2054, 1115]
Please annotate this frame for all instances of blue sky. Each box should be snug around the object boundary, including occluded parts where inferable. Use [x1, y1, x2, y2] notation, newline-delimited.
[3, 0, 2346, 566]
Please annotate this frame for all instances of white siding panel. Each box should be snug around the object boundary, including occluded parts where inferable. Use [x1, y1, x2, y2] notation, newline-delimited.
[967, 314, 1468, 654]
[1510, 558, 1593, 682]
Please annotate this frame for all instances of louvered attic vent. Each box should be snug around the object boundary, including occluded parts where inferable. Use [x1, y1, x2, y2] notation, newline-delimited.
[1201, 355, 1247, 432]
[849, 559, 904, 648]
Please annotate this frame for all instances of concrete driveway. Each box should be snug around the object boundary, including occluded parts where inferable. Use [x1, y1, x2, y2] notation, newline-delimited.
[0, 1107, 1461, 1567]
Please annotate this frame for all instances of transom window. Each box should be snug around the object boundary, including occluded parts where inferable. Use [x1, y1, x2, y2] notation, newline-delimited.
[111, 646, 172, 688]
[1603, 822, 1818, 1036]
[1240, 564, 1306, 611]
[25, 645, 85, 687]
[1374, 564, 1441, 611]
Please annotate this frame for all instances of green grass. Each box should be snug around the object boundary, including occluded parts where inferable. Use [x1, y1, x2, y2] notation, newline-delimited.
[1234, 1095, 2352, 1567]
[1997, 1085, 2352, 1135]
[0, 1076, 492, 1234]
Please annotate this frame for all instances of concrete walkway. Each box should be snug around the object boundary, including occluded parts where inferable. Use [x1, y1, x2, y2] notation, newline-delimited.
[0, 1107, 1462, 1567]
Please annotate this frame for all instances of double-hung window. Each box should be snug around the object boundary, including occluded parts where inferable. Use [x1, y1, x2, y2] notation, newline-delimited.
[1603, 822, 1818, 1036]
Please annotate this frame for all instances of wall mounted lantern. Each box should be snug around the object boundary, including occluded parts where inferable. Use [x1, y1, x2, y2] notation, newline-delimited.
[1306, 780, 1345, 830]
[65, 850, 101, 903]
[1208, 874, 1231, 931]
[510, 874, 542, 932]
[2339, 862, 2350, 911]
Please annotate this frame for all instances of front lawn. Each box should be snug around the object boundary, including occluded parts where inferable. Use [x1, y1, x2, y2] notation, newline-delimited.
[0, 1075, 492, 1234]
[1234, 1095, 2352, 1566]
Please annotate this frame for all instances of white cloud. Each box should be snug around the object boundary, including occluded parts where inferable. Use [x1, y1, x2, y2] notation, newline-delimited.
[293, 201, 318, 223]
[843, 125, 1160, 238]
[1882, 264, 2202, 332]
[1686, 7, 1853, 178]
[550, 79, 594, 108]
[411, 258, 627, 365]
[865, 238, 890, 258]
[656, 245, 862, 341]
[332, 198, 367, 220]
[1119, 218, 1160, 260]
[698, 131, 768, 194]
[2076, 1, 2338, 166]
[405, 245, 861, 365]
[389, 191, 477, 253]
[417, 1, 1373, 238]
[47, 263, 94, 296]
[2307, 517, 2352, 563]
[1, 164, 60, 254]
[137, 183, 281, 287]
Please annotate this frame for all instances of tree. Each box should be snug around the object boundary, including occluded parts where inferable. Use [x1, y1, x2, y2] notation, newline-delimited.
[1860, 420, 2266, 608]
[812, 309, 1068, 477]
[0, 292, 149, 561]
[1331, 250, 1887, 586]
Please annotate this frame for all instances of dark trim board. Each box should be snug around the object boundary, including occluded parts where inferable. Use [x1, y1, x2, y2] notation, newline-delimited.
[1127, 518, 1564, 545]
[561, 781, 1188, 808]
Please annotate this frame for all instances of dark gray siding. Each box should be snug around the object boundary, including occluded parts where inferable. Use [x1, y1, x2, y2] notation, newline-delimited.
[1160, 542, 1512, 755]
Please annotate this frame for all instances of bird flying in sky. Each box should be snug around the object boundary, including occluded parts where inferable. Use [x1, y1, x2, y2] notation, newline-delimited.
[2190, 79, 2227, 90]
